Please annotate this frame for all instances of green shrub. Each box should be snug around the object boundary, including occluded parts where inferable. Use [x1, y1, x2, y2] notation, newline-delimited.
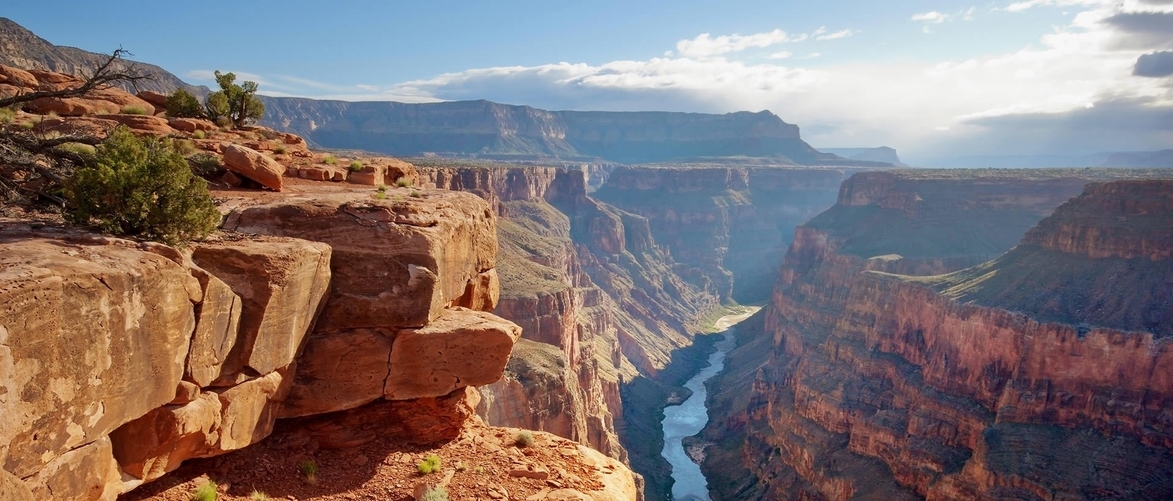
[190, 480, 217, 501]
[273, 144, 287, 155]
[173, 138, 197, 157]
[420, 487, 449, 501]
[65, 127, 220, 245]
[349, 160, 363, 172]
[56, 142, 96, 159]
[395, 177, 412, 188]
[192, 129, 206, 140]
[323, 154, 337, 165]
[166, 89, 204, 118]
[417, 454, 442, 475]
[121, 105, 149, 115]
[187, 153, 222, 177]
[18, 120, 35, 130]
[0, 107, 14, 124]
[299, 459, 318, 484]
[514, 430, 534, 448]
[410, 190, 423, 198]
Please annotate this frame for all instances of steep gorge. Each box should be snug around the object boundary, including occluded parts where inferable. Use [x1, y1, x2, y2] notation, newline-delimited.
[701, 170, 1173, 500]
[419, 163, 858, 500]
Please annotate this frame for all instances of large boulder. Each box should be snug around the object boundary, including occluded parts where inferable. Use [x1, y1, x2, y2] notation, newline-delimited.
[0, 236, 199, 478]
[221, 144, 285, 191]
[29, 97, 120, 116]
[0, 64, 37, 88]
[190, 237, 331, 385]
[110, 368, 293, 482]
[0, 468, 34, 501]
[168, 117, 216, 133]
[222, 190, 499, 331]
[93, 114, 175, 135]
[385, 307, 521, 400]
[25, 437, 122, 501]
[279, 328, 395, 418]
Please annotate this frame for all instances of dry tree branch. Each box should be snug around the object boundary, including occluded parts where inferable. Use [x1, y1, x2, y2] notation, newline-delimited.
[0, 48, 153, 109]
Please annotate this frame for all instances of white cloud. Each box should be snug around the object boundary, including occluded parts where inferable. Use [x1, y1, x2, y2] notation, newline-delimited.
[816, 28, 856, 40]
[675, 29, 792, 58]
[911, 11, 950, 23]
[768, 51, 793, 59]
[963, 6, 979, 20]
[356, 84, 379, 91]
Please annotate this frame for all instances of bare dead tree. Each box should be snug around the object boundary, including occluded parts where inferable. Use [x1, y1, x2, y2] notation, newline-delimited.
[0, 48, 153, 210]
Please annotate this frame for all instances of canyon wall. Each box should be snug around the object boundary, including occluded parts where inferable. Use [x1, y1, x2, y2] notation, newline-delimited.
[0, 188, 524, 500]
[701, 171, 1173, 500]
[591, 166, 856, 302]
[260, 97, 870, 165]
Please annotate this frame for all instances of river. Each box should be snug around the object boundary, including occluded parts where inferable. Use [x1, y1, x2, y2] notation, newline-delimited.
[660, 307, 760, 501]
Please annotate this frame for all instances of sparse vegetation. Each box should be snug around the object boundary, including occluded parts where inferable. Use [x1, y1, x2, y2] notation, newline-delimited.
[204, 71, 265, 128]
[395, 177, 412, 187]
[189, 480, 218, 501]
[173, 138, 197, 156]
[56, 142, 96, 159]
[248, 490, 271, 501]
[420, 487, 449, 501]
[187, 153, 222, 177]
[349, 160, 363, 172]
[18, 120, 35, 130]
[166, 89, 204, 118]
[375, 184, 387, 199]
[323, 154, 337, 165]
[417, 454, 442, 475]
[410, 190, 423, 198]
[192, 129, 206, 140]
[273, 144, 287, 155]
[0, 108, 13, 124]
[121, 105, 149, 115]
[299, 459, 319, 485]
[64, 126, 220, 245]
[514, 430, 535, 448]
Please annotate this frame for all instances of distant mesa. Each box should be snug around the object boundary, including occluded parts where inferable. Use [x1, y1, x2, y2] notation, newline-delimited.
[818, 146, 907, 166]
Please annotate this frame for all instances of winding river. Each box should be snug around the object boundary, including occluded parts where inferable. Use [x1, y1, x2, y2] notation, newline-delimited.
[660, 307, 760, 501]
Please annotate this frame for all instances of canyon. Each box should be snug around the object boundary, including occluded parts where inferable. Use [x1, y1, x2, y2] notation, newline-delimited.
[700, 170, 1173, 500]
[4, 20, 1173, 500]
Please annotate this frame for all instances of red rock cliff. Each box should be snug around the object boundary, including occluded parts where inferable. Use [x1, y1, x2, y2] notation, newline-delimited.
[701, 172, 1173, 500]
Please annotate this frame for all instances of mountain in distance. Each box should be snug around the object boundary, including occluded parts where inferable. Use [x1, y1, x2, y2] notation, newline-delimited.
[936, 151, 1173, 168]
[819, 146, 907, 166]
[0, 17, 206, 96]
[260, 96, 880, 165]
[0, 16, 885, 166]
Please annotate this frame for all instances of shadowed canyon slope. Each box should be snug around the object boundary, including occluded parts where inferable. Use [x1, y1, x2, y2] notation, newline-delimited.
[416, 162, 863, 500]
[701, 171, 1173, 500]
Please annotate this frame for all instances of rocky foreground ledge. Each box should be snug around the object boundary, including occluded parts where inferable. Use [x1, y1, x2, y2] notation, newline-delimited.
[0, 181, 635, 500]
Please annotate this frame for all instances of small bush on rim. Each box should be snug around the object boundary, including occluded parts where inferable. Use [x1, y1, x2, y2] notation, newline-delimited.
[64, 126, 220, 245]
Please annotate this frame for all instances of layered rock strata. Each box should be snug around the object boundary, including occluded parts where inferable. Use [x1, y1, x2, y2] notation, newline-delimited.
[591, 166, 857, 302]
[0, 186, 523, 500]
[701, 173, 1173, 500]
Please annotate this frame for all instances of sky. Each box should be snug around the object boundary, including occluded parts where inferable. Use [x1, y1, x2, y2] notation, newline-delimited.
[5, 0, 1173, 164]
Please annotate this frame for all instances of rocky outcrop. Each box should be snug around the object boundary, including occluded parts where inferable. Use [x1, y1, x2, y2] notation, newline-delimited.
[0, 183, 523, 499]
[701, 173, 1173, 500]
[261, 97, 874, 165]
[221, 144, 285, 191]
[0, 227, 331, 498]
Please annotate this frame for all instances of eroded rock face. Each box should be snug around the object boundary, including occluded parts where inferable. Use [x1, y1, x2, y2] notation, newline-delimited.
[190, 238, 332, 384]
[701, 174, 1173, 500]
[386, 307, 521, 400]
[0, 236, 198, 479]
[222, 191, 498, 331]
